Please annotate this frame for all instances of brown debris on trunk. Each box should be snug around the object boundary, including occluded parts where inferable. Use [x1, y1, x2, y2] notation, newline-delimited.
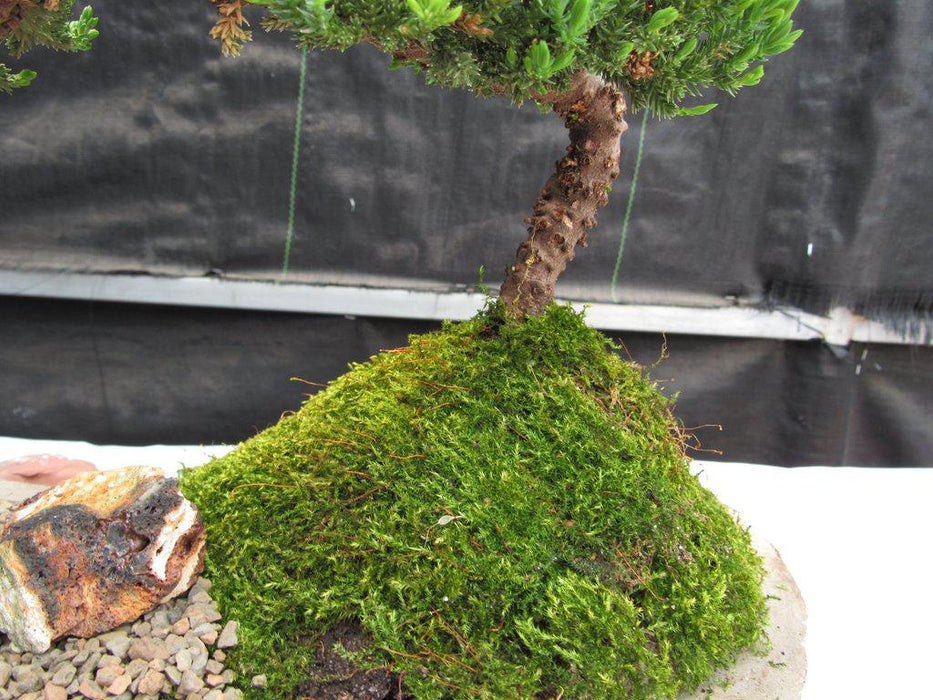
[0, 0, 35, 39]
[499, 70, 628, 317]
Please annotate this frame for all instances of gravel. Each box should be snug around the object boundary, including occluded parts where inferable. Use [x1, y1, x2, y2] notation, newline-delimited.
[0, 499, 246, 700]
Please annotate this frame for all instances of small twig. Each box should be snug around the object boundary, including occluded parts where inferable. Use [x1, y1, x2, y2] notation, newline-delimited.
[417, 380, 470, 392]
[615, 545, 668, 601]
[419, 647, 477, 673]
[229, 482, 296, 496]
[395, 357, 449, 368]
[378, 646, 421, 661]
[320, 438, 359, 449]
[339, 469, 377, 480]
[327, 425, 377, 441]
[290, 376, 328, 387]
[685, 445, 724, 456]
[344, 486, 385, 504]
[430, 676, 481, 696]
[508, 425, 530, 442]
[468, 535, 486, 552]
[433, 614, 480, 659]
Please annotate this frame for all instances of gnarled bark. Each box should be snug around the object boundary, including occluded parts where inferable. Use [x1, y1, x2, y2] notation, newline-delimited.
[500, 70, 627, 317]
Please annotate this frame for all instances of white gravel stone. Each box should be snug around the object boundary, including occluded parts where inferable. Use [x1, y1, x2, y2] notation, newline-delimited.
[100, 633, 131, 660]
[175, 647, 193, 672]
[50, 663, 76, 687]
[127, 638, 168, 662]
[178, 668, 205, 694]
[14, 664, 44, 692]
[137, 668, 164, 695]
[106, 673, 131, 696]
[165, 633, 187, 656]
[43, 682, 67, 700]
[124, 658, 149, 679]
[92, 663, 121, 688]
[216, 622, 238, 649]
[165, 664, 182, 685]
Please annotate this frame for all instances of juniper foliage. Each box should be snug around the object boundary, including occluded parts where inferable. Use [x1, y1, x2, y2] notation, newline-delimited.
[219, 0, 802, 116]
[0, 1, 97, 93]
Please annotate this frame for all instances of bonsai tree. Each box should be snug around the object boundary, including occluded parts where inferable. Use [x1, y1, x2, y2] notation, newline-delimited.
[213, 0, 801, 315]
[0, 0, 97, 92]
[7, 2, 804, 698]
[184, 6, 803, 699]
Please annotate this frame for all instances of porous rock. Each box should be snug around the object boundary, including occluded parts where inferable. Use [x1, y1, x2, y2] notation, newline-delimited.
[0, 467, 206, 652]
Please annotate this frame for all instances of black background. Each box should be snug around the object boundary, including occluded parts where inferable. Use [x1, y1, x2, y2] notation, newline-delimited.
[1, 0, 930, 464]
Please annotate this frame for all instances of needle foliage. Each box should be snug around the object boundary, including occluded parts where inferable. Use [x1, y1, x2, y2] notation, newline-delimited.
[0, 2, 98, 93]
[214, 0, 802, 116]
[180, 304, 767, 699]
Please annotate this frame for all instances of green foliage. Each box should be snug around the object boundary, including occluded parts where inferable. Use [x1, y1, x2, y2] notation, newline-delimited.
[0, 64, 35, 93]
[180, 304, 768, 698]
[1, 3, 98, 93]
[241, 0, 802, 116]
[405, 0, 463, 33]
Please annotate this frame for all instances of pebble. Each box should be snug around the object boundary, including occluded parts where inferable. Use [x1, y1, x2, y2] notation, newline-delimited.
[127, 638, 169, 663]
[108, 674, 132, 695]
[92, 664, 122, 688]
[137, 669, 165, 695]
[177, 670, 204, 695]
[0, 576, 242, 700]
[215, 623, 238, 650]
[102, 633, 132, 660]
[44, 682, 67, 700]
[124, 658, 149, 680]
[77, 679, 106, 699]
[50, 665, 75, 687]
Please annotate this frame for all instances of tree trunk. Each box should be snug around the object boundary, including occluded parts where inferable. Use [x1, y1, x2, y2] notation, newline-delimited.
[499, 70, 628, 317]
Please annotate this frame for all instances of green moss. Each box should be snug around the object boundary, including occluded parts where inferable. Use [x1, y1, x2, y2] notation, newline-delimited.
[179, 304, 767, 699]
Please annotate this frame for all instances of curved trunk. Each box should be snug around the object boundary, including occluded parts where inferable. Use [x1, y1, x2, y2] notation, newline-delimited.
[499, 70, 628, 317]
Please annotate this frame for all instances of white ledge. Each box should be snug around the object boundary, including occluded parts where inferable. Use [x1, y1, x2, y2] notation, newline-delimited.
[0, 270, 913, 346]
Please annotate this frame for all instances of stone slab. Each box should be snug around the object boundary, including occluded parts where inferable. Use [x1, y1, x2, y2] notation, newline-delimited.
[0, 479, 46, 509]
[682, 538, 808, 699]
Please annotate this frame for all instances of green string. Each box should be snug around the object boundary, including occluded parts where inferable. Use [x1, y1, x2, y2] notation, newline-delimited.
[610, 109, 649, 302]
[281, 46, 309, 281]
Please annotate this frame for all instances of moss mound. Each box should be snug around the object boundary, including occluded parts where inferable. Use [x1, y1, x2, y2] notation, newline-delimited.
[179, 305, 767, 699]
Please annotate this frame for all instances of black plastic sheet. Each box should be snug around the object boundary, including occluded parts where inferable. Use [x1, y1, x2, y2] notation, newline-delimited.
[1, 0, 931, 330]
[1, 2, 931, 466]
[1, 298, 929, 467]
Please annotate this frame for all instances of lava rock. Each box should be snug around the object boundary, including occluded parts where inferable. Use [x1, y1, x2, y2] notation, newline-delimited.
[0, 467, 206, 652]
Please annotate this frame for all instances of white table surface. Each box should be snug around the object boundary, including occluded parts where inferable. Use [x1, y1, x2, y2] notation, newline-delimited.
[1, 436, 930, 700]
